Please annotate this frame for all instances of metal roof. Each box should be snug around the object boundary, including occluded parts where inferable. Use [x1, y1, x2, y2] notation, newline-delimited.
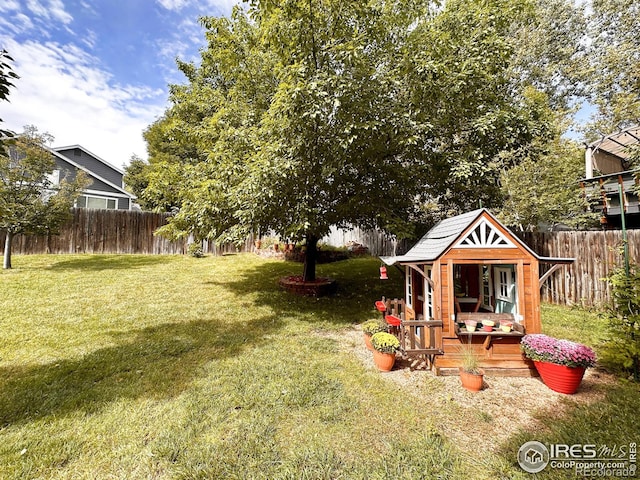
[588, 125, 640, 161]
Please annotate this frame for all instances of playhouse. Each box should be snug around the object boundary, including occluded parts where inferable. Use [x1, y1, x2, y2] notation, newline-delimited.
[380, 209, 573, 375]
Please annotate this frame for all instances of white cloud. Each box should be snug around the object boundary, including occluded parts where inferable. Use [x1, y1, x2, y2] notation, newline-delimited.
[157, 0, 239, 14]
[157, 0, 190, 11]
[1, 38, 166, 167]
[0, 13, 34, 36]
[25, 0, 73, 24]
[0, 0, 20, 13]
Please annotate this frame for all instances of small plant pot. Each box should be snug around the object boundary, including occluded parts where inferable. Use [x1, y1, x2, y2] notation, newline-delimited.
[464, 320, 477, 332]
[500, 321, 513, 333]
[482, 320, 495, 332]
[363, 333, 374, 351]
[372, 350, 396, 371]
[459, 367, 485, 392]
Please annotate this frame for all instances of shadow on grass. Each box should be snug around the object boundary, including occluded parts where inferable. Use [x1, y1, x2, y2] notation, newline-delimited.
[493, 377, 640, 479]
[0, 315, 283, 427]
[206, 256, 406, 327]
[46, 255, 176, 271]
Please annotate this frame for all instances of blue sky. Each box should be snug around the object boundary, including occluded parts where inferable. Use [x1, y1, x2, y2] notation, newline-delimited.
[0, 0, 239, 169]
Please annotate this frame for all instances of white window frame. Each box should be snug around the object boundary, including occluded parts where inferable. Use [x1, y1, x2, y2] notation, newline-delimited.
[495, 266, 514, 302]
[77, 194, 118, 210]
[480, 265, 494, 311]
[406, 266, 413, 308]
[424, 266, 433, 319]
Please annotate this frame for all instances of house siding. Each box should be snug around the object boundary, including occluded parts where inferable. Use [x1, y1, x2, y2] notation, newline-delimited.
[55, 147, 124, 187]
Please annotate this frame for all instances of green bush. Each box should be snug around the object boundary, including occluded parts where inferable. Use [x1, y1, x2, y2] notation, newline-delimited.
[602, 265, 640, 381]
[370, 332, 400, 354]
[187, 242, 204, 258]
[361, 319, 387, 336]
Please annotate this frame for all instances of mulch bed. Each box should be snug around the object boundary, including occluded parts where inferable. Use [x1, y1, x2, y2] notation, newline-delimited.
[278, 275, 338, 297]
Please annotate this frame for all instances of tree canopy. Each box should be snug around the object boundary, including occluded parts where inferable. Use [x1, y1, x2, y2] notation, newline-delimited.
[584, 0, 640, 136]
[0, 126, 89, 269]
[0, 49, 19, 141]
[132, 0, 588, 280]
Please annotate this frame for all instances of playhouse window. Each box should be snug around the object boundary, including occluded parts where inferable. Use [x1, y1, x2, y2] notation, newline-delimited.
[481, 265, 493, 311]
[406, 267, 413, 307]
[425, 266, 433, 319]
[495, 267, 514, 302]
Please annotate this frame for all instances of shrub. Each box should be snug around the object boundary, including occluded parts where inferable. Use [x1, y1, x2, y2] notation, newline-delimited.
[188, 242, 204, 258]
[361, 319, 387, 336]
[370, 332, 400, 354]
[602, 265, 640, 381]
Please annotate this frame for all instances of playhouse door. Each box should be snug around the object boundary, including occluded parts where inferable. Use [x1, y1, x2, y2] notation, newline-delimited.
[493, 266, 517, 314]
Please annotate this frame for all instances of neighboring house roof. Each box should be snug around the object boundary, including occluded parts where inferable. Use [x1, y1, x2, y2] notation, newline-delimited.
[587, 125, 640, 173]
[53, 144, 125, 175]
[381, 209, 573, 265]
[49, 145, 136, 200]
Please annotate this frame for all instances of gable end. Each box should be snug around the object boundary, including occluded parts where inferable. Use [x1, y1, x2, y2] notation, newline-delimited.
[453, 217, 516, 249]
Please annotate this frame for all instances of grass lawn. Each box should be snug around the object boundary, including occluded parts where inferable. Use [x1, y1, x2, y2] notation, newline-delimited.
[0, 254, 638, 479]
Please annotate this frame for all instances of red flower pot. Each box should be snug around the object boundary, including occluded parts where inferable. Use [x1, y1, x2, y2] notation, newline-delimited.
[534, 361, 586, 394]
[364, 333, 374, 351]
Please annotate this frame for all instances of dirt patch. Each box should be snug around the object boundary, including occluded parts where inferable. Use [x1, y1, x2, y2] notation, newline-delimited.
[333, 326, 617, 454]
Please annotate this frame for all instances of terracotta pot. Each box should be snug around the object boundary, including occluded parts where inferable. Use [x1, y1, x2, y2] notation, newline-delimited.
[372, 350, 396, 371]
[534, 361, 586, 394]
[364, 333, 374, 351]
[459, 367, 484, 392]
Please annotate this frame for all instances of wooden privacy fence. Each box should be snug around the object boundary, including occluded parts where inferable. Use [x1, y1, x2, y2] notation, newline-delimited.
[0, 209, 187, 255]
[517, 230, 640, 308]
[1, 208, 638, 307]
[0, 209, 255, 256]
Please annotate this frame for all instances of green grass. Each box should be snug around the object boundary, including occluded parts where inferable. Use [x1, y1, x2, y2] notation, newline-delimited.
[0, 254, 637, 479]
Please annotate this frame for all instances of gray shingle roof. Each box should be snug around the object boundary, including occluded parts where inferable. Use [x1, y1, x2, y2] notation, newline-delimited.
[381, 209, 486, 264]
[381, 208, 575, 266]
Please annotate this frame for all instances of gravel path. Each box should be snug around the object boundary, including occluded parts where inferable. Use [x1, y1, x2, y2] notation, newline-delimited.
[336, 326, 616, 454]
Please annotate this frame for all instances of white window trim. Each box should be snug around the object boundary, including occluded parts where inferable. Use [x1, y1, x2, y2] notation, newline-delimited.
[77, 194, 118, 210]
[406, 266, 413, 308]
[495, 266, 514, 302]
[424, 266, 433, 319]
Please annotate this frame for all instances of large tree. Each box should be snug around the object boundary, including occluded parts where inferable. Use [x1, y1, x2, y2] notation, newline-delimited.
[0, 126, 88, 269]
[498, 134, 597, 231]
[141, 0, 575, 281]
[0, 49, 19, 142]
[584, 0, 640, 135]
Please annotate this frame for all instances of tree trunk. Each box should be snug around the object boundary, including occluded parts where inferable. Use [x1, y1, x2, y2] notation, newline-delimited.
[4, 231, 13, 269]
[303, 234, 319, 282]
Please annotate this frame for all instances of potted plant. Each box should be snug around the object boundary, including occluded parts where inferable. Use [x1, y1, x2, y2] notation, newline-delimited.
[500, 320, 513, 332]
[370, 332, 400, 371]
[520, 334, 596, 394]
[481, 319, 495, 332]
[361, 319, 387, 351]
[458, 342, 484, 392]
